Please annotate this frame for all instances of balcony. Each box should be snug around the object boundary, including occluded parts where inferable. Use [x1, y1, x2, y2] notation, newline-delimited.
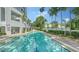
[0, 21, 6, 26]
[10, 20, 21, 27]
[11, 8, 22, 16]
[11, 10, 21, 22]
[14, 7, 25, 14]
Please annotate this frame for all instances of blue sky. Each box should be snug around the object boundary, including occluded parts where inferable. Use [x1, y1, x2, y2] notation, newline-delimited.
[26, 7, 75, 23]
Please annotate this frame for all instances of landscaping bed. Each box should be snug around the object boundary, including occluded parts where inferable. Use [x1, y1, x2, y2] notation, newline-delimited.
[0, 32, 6, 36]
[47, 30, 79, 39]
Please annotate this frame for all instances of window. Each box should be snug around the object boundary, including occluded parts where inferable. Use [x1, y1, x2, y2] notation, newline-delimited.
[0, 26, 5, 32]
[11, 11, 20, 22]
[11, 27, 20, 34]
[1, 8, 5, 21]
[22, 28, 25, 33]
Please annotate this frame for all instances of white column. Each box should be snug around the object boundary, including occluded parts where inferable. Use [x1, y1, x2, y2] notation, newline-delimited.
[0, 7, 1, 22]
[25, 24, 27, 32]
[0, 8, 1, 27]
[5, 8, 11, 35]
[20, 18, 23, 34]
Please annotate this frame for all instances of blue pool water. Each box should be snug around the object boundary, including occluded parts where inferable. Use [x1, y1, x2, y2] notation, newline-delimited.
[0, 32, 70, 52]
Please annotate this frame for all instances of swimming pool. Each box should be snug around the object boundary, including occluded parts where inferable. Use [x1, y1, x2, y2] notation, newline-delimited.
[0, 32, 70, 52]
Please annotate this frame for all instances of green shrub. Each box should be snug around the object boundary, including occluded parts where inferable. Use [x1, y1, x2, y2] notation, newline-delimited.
[47, 30, 64, 35]
[71, 32, 79, 38]
[0, 32, 6, 36]
[47, 30, 79, 39]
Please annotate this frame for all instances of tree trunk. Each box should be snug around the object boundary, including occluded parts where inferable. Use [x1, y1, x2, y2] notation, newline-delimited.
[55, 15, 57, 35]
[60, 11, 63, 36]
[51, 16, 53, 28]
[61, 11, 66, 36]
[70, 8, 72, 36]
[55, 15, 56, 23]
[60, 11, 62, 36]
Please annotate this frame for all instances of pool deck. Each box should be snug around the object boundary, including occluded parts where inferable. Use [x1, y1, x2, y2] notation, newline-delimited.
[34, 31, 79, 52]
[0, 30, 36, 42]
[51, 35, 79, 52]
[0, 32, 29, 42]
[0, 30, 34, 42]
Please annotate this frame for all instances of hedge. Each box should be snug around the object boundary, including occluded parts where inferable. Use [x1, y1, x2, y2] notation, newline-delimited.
[0, 32, 6, 36]
[47, 30, 79, 38]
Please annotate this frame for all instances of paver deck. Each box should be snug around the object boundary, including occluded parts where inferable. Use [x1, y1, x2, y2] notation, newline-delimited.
[51, 35, 79, 52]
[42, 31, 79, 52]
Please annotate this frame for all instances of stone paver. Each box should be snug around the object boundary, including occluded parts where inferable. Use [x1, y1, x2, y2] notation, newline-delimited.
[51, 35, 79, 52]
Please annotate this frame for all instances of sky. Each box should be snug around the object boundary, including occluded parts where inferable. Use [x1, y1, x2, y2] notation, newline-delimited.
[26, 7, 75, 23]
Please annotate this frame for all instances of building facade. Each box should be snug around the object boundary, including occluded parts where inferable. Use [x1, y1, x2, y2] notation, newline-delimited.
[0, 7, 31, 35]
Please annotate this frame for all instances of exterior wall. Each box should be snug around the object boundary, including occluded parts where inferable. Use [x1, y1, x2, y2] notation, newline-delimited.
[0, 8, 6, 27]
[15, 7, 26, 14]
[5, 8, 11, 35]
[0, 8, 1, 22]
[0, 7, 30, 35]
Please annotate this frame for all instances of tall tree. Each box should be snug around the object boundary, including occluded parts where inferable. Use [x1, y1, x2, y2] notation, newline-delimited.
[58, 7, 67, 28]
[57, 7, 67, 36]
[21, 14, 27, 22]
[71, 7, 79, 30]
[48, 8, 54, 23]
[39, 7, 45, 15]
[51, 21, 58, 28]
[40, 7, 45, 13]
[48, 7, 59, 25]
[26, 18, 31, 24]
[69, 8, 72, 36]
[33, 16, 46, 30]
[72, 7, 79, 16]
[48, 7, 59, 35]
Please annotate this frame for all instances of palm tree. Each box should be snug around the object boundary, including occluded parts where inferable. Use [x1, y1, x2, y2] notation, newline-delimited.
[21, 14, 27, 22]
[58, 7, 67, 36]
[48, 7, 58, 28]
[26, 18, 31, 24]
[72, 7, 79, 30]
[48, 8, 54, 23]
[69, 8, 72, 36]
[72, 7, 79, 16]
[48, 7, 59, 35]
[52, 7, 58, 23]
[58, 7, 67, 28]
[39, 7, 45, 15]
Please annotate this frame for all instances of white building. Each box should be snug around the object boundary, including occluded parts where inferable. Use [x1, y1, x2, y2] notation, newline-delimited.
[0, 7, 31, 35]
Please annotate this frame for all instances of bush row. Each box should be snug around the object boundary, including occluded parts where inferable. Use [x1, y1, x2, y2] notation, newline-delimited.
[0, 32, 6, 36]
[47, 30, 79, 38]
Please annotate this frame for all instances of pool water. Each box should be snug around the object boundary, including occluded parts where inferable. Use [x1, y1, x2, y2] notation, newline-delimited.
[0, 32, 70, 52]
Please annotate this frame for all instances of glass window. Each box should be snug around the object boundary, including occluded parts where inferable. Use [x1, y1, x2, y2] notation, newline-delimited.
[11, 27, 20, 34]
[1, 8, 5, 21]
[0, 26, 5, 32]
[11, 11, 20, 22]
[22, 28, 25, 33]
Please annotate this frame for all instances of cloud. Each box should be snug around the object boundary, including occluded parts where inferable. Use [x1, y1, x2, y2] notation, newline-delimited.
[41, 11, 48, 16]
[36, 11, 48, 17]
[65, 18, 70, 22]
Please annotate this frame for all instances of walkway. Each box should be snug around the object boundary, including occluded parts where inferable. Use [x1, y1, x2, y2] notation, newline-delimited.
[51, 35, 79, 52]
[0, 32, 29, 43]
[44, 32, 79, 52]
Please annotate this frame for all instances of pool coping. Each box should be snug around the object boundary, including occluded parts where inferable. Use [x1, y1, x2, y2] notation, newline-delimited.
[0, 30, 37, 42]
[0, 32, 31, 42]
